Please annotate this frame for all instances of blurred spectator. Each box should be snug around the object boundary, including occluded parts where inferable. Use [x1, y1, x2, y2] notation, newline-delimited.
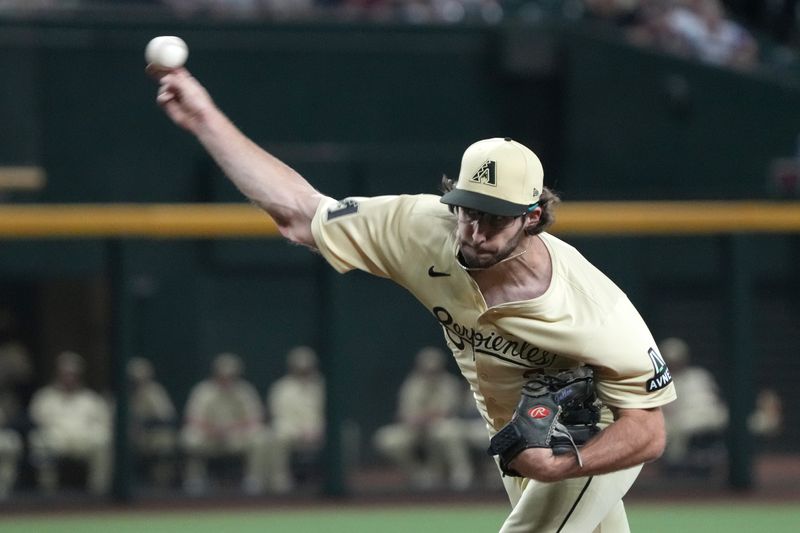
[628, 0, 759, 70]
[161, 0, 315, 18]
[626, 0, 688, 49]
[0, 341, 34, 432]
[373, 346, 473, 490]
[0, 407, 22, 500]
[127, 357, 178, 488]
[748, 388, 783, 437]
[0, 340, 33, 500]
[396, 0, 505, 24]
[458, 387, 502, 490]
[28, 351, 113, 495]
[180, 352, 270, 495]
[261, 0, 316, 18]
[665, 0, 758, 68]
[659, 337, 729, 469]
[265, 345, 325, 493]
[660, 337, 784, 472]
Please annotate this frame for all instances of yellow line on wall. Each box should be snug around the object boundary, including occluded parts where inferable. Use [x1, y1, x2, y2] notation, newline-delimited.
[0, 201, 798, 238]
[554, 201, 800, 235]
[0, 204, 279, 238]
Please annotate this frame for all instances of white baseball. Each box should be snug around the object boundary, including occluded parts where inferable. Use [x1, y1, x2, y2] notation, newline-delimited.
[145, 36, 188, 69]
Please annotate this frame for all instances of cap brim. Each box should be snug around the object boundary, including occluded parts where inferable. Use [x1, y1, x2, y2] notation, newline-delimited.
[440, 189, 529, 217]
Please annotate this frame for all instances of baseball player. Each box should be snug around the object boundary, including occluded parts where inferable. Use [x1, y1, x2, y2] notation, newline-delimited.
[180, 352, 271, 495]
[28, 351, 113, 495]
[153, 68, 676, 532]
[373, 346, 475, 490]
[127, 357, 178, 487]
[265, 346, 325, 493]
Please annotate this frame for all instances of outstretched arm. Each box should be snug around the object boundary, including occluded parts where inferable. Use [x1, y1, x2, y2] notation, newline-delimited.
[152, 67, 325, 247]
[509, 406, 666, 482]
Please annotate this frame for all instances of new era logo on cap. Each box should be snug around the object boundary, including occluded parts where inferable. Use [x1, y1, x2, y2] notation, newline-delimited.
[440, 137, 544, 217]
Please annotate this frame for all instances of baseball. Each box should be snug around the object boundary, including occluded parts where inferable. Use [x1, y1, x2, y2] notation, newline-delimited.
[145, 36, 188, 69]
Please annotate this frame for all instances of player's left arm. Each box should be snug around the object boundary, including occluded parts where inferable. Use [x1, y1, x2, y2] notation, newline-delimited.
[508, 405, 666, 482]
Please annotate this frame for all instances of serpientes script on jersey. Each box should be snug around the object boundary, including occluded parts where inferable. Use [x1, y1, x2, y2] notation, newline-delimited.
[433, 306, 560, 367]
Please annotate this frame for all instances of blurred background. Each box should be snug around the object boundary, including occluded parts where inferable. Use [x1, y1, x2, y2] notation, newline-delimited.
[0, 0, 798, 521]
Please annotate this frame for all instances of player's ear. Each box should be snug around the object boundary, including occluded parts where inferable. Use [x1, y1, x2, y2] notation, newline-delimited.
[523, 207, 542, 230]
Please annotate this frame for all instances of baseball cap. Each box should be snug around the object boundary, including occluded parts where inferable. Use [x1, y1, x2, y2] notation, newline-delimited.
[440, 137, 544, 216]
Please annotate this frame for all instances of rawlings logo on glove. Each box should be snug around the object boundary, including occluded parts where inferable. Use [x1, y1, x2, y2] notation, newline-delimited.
[487, 366, 601, 477]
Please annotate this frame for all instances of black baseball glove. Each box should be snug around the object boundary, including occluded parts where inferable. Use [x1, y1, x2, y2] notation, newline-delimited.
[487, 367, 601, 477]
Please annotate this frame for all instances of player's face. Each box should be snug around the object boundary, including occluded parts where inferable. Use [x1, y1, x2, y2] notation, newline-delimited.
[456, 207, 527, 269]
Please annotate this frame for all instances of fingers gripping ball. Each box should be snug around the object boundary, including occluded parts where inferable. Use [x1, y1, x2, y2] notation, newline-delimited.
[145, 36, 188, 69]
[488, 367, 601, 476]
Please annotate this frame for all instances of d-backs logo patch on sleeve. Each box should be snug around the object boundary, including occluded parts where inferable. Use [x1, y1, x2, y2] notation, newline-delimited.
[646, 347, 672, 392]
[326, 198, 359, 221]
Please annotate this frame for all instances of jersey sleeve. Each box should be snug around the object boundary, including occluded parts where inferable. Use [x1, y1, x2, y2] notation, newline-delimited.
[585, 297, 677, 409]
[310, 195, 419, 278]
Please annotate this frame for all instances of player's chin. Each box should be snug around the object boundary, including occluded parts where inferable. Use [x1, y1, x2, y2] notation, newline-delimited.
[461, 249, 499, 269]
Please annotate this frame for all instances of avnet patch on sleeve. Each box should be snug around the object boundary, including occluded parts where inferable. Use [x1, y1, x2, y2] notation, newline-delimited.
[646, 347, 673, 391]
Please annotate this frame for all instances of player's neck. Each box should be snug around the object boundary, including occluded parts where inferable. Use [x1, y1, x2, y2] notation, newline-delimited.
[469, 235, 552, 306]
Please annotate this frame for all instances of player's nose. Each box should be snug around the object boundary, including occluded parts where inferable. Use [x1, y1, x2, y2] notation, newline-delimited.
[470, 223, 488, 244]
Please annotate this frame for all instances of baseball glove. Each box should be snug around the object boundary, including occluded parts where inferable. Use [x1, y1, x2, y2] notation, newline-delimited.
[487, 366, 601, 477]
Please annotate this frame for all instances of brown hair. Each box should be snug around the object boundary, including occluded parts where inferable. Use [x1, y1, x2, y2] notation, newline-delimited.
[440, 175, 561, 235]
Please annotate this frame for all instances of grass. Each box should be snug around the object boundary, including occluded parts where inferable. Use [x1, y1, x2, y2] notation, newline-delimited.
[0, 502, 798, 532]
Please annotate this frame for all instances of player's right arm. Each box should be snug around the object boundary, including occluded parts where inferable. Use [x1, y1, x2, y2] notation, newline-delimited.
[152, 68, 325, 247]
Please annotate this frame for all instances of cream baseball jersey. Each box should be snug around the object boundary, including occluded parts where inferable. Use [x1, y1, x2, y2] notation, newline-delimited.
[311, 194, 676, 431]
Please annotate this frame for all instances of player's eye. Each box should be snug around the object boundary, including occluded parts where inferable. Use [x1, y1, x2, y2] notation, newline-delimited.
[458, 209, 519, 230]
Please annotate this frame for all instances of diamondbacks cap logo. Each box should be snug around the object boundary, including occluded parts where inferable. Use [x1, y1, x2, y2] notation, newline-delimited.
[469, 160, 497, 187]
[528, 406, 550, 419]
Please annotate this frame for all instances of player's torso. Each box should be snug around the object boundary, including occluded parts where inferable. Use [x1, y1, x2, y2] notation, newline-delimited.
[312, 194, 672, 427]
[394, 208, 621, 430]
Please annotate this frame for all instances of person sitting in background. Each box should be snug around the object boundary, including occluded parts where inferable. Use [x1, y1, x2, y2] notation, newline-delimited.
[0, 340, 34, 500]
[660, 336, 785, 473]
[28, 351, 113, 495]
[265, 345, 325, 493]
[748, 388, 783, 438]
[457, 386, 503, 490]
[629, 0, 758, 70]
[180, 352, 270, 495]
[0, 341, 35, 432]
[373, 346, 473, 491]
[127, 357, 178, 488]
[0, 407, 22, 500]
[659, 337, 729, 470]
[662, 0, 759, 69]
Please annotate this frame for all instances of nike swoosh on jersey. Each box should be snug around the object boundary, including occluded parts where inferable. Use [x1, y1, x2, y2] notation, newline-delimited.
[427, 266, 451, 277]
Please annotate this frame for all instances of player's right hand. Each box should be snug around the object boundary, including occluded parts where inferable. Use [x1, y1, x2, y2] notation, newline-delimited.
[148, 67, 215, 133]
